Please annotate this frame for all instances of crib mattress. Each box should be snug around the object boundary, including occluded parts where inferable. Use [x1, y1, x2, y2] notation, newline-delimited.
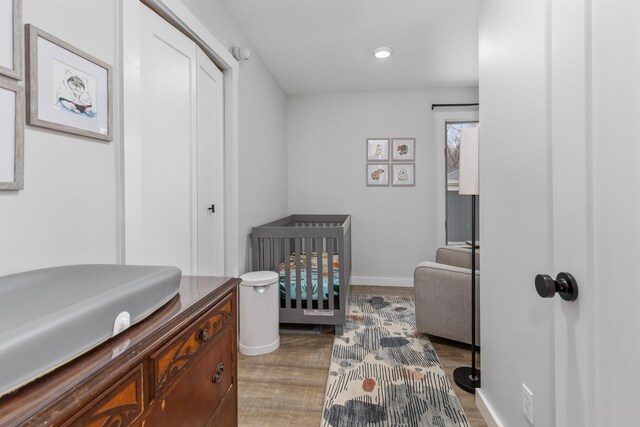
[279, 252, 340, 300]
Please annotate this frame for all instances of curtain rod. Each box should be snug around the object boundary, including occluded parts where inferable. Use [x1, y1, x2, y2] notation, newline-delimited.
[431, 103, 479, 110]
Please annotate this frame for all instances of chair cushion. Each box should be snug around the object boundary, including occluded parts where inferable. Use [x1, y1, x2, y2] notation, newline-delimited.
[435, 246, 480, 270]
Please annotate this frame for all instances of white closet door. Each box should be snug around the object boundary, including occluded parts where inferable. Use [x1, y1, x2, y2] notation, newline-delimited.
[134, 5, 196, 273]
[127, 5, 225, 275]
[195, 48, 224, 276]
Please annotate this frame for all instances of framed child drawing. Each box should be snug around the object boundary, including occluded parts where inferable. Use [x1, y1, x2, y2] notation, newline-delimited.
[25, 25, 113, 141]
[391, 138, 415, 161]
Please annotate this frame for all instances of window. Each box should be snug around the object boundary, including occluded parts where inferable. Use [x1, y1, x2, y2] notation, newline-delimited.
[445, 121, 479, 244]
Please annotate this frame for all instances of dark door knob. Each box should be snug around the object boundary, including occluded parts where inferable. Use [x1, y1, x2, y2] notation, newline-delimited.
[207, 204, 215, 213]
[535, 272, 578, 301]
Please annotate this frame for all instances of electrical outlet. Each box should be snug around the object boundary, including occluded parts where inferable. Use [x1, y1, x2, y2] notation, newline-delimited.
[522, 383, 534, 424]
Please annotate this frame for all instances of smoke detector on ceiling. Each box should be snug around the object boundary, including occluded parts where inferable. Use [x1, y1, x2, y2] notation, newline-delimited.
[232, 47, 251, 62]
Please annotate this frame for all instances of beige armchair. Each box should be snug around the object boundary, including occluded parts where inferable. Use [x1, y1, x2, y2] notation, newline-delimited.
[414, 246, 480, 345]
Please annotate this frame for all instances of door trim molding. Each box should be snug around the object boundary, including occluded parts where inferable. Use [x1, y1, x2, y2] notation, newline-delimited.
[476, 388, 505, 427]
[119, 0, 240, 276]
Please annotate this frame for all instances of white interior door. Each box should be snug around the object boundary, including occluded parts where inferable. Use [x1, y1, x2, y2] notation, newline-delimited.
[550, 1, 595, 426]
[136, 6, 195, 273]
[480, 1, 638, 425]
[590, 1, 640, 422]
[196, 48, 225, 276]
[125, 5, 224, 275]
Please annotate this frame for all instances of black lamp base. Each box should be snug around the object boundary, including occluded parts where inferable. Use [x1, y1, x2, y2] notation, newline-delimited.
[453, 367, 481, 394]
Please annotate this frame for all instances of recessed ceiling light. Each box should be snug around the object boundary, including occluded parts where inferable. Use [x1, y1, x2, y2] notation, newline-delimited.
[373, 47, 393, 59]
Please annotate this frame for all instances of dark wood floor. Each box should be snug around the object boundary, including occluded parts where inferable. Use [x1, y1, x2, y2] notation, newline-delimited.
[237, 285, 487, 427]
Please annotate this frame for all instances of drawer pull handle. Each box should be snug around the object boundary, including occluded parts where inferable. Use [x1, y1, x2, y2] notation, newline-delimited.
[199, 328, 209, 342]
[212, 362, 224, 384]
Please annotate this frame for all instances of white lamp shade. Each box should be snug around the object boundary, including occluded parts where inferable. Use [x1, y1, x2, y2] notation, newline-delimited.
[459, 127, 479, 195]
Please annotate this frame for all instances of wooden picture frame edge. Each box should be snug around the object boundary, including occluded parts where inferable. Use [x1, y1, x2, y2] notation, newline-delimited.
[0, 0, 23, 81]
[25, 24, 113, 142]
[0, 78, 25, 190]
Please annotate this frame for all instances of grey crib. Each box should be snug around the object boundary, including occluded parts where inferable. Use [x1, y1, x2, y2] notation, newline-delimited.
[251, 214, 352, 335]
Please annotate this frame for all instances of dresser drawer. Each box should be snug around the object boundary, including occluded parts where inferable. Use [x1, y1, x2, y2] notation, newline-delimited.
[143, 328, 234, 426]
[150, 293, 233, 398]
[62, 365, 143, 427]
[205, 386, 237, 427]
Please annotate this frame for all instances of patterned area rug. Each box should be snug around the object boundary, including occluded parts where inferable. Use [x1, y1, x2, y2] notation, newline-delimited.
[321, 295, 469, 427]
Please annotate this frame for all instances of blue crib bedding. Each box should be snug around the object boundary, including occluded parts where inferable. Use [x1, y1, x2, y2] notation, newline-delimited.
[279, 252, 340, 300]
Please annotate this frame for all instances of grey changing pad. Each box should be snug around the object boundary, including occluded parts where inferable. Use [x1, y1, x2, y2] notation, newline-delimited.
[0, 264, 181, 397]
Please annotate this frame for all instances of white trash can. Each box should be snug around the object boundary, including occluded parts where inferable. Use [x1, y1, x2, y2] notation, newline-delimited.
[239, 271, 280, 356]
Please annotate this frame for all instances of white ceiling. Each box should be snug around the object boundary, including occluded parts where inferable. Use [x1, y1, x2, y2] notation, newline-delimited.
[218, 0, 479, 94]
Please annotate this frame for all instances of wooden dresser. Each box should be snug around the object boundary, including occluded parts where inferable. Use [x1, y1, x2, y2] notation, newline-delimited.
[0, 276, 240, 426]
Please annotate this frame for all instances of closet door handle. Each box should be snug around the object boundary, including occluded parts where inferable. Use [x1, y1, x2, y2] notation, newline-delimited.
[535, 272, 578, 301]
[207, 204, 215, 213]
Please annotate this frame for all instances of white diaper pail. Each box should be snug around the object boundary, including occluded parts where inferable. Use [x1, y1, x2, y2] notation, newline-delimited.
[238, 271, 280, 356]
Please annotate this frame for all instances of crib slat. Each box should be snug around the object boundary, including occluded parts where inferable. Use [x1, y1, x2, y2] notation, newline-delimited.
[284, 238, 290, 309]
[316, 238, 324, 303]
[270, 239, 275, 270]
[295, 239, 302, 309]
[259, 239, 264, 270]
[262, 239, 269, 271]
[337, 234, 344, 311]
[306, 237, 313, 309]
[327, 238, 334, 311]
[252, 234, 259, 271]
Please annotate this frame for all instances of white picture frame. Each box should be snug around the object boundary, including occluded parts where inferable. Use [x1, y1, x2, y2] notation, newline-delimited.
[392, 138, 415, 161]
[0, 0, 22, 80]
[366, 163, 389, 186]
[26, 25, 113, 141]
[366, 138, 390, 162]
[391, 163, 415, 186]
[0, 79, 24, 190]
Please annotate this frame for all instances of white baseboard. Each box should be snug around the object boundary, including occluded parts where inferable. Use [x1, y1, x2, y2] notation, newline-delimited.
[350, 276, 414, 287]
[476, 388, 505, 427]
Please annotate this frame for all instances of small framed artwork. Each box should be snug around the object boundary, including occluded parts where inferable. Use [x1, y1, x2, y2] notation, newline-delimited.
[366, 138, 389, 162]
[392, 138, 415, 161]
[391, 163, 415, 186]
[26, 25, 113, 141]
[366, 164, 389, 186]
[0, 0, 22, 80]
[0, 79, 25, 190]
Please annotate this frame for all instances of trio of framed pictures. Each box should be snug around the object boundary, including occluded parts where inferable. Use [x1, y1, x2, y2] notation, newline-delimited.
[366, 138, 415, 187]
[0, 0, 113, 191]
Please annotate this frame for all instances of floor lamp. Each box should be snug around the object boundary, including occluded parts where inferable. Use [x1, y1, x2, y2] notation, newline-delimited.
[453, 126, 480, 394]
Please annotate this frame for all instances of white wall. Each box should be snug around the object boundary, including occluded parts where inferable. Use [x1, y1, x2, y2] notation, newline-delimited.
[0, 0, 119, 276]
[180, 0, 288, 274]
[287, 88, 478, 284]
[0, 0, 287, 278]
[478, 1, 555, 426]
